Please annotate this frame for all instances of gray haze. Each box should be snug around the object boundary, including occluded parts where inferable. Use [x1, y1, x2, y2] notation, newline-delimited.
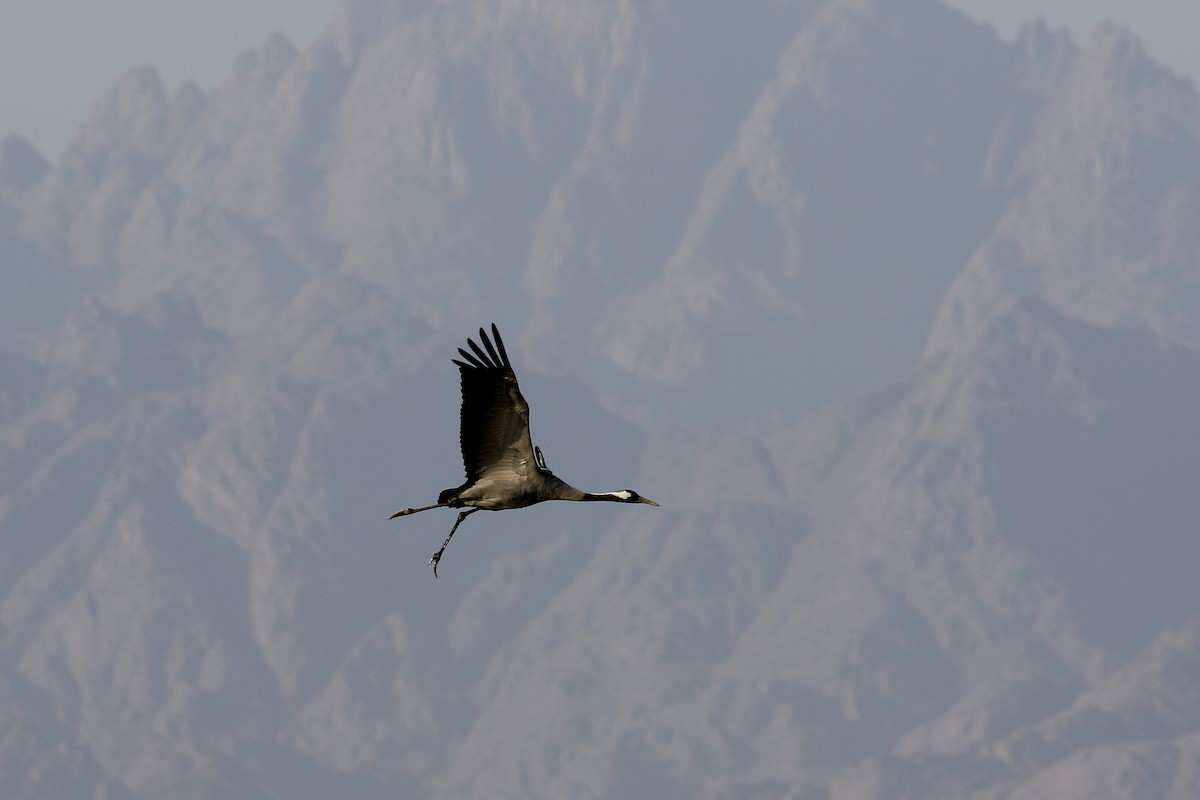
[2, 0, 1200, 797]
[7, 1, 1200, 160]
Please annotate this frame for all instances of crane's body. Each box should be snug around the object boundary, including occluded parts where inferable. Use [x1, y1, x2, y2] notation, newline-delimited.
[390, 324, 657, 576]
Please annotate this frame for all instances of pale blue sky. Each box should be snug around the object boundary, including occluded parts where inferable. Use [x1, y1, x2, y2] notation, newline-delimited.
[2, 1, 1197, 163]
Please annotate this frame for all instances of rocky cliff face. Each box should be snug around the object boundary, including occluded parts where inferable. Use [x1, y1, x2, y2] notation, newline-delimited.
[3, 1, 1199, 797]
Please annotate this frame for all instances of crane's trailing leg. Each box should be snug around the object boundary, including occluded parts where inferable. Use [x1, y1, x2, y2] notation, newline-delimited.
[429, 508, 478, 578]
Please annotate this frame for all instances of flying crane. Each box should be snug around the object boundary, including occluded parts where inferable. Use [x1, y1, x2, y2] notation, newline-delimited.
[390, 324, 658, 576]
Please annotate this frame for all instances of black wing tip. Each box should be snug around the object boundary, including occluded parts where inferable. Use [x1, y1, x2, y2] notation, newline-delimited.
[455, 347, 487, 369]
[466, 335, 493, 368]
[454, 323, 512, 371]
[478, 325, 504, 367]
[489, 323, 510, 368]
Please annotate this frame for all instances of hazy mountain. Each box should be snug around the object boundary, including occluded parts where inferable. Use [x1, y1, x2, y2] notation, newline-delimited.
[2, 0, 1199, 797]
[927, 20, 1200, 361]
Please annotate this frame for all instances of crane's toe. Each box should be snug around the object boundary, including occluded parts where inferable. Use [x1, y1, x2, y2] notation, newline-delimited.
[390, 508, 414, 519]
[429, 550, 443, 578]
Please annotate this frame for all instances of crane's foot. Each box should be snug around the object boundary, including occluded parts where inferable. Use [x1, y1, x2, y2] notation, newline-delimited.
[425, 508, 475, 578]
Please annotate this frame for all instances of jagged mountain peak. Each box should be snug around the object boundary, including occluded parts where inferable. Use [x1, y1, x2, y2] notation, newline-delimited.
[77, 66, 170, 153]
[928, 16, 1200, 363]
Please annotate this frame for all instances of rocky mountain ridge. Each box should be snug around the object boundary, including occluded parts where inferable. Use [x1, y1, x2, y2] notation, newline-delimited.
[2, 1, 1199, 797]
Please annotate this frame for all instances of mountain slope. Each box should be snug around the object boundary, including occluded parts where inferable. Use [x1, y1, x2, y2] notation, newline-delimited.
[3, 1, 1200, 797]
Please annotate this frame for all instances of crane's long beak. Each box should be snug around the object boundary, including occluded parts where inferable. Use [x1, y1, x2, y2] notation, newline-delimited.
[639, 497, 659, 506]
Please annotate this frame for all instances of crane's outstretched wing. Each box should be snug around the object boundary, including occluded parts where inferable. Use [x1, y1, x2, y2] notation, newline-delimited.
[450, 324, 537, 483]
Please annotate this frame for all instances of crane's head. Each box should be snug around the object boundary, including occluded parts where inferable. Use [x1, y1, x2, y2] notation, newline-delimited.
[611, 489, 658, 506]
